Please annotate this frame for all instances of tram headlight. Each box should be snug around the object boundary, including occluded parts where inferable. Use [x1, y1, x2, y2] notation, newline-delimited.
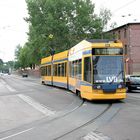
[118, 84, 123, 89]
[118, 85, 122, 88]
[97, 85, 101, 89]
[118, 83, 125, 89]
[93, 85, 101, 89]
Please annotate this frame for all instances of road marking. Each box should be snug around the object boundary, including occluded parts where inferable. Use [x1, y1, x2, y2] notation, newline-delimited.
[0, 128, 34, 140]
[0, 79, 17, 92]
[82, 131, 111, 140]
[1, 79, 6, 84]
[5, 85, 17, 92]
[83, 103, 87, 106]
[18, 94, 55, 116]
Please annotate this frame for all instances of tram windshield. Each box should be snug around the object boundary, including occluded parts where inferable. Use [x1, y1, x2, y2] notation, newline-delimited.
[93, 56, 124, 84]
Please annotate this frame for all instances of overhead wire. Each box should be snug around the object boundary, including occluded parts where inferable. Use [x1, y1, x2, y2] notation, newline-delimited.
[112, 0, 137, 14]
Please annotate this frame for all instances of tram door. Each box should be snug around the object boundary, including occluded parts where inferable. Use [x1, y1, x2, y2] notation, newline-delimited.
[81, 56, 93, 99]
[75, 59, 82, 91]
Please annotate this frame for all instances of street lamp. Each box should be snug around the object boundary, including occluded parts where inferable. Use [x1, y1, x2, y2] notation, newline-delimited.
[48, 34, 55, 56]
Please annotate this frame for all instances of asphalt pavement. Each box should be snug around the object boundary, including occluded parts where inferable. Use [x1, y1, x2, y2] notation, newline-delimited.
[0, 74, 140, 140]
[97, 92, 140, 140]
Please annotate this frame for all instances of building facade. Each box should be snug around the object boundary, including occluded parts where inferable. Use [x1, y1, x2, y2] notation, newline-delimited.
[107, 23, 140, 75]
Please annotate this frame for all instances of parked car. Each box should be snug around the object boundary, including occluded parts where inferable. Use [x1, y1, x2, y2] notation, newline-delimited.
[22, 72, 28, 77]
[126, 75, 140, 91]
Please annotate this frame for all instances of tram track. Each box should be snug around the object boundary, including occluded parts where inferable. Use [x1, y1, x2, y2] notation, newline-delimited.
[54, 103, 112, 140]
[126, 93, 140, 106]
[0, 98, 84, 139]
[0, 76, 85, 139]
[0, 97, 114, 140]
[0, 75, 84, 113]
[0, 75, 123, 140]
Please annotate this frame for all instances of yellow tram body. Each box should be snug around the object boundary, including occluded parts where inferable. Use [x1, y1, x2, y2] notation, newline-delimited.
[52, 50, 68, 88]
[41, 39, 126, 100]
[41, 56, 52, 85]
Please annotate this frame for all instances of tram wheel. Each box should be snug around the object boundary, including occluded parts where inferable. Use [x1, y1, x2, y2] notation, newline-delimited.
[76, 90, 83, 99]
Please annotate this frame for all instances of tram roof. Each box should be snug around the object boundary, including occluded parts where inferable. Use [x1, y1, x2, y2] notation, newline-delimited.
[53, 50, 68, 61]
[86, 39, 119, 43]
[69, 39, 123, 55]
[41, 56, 52, 64]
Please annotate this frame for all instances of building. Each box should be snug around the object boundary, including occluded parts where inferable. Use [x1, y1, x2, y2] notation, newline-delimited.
[107, 23, 140, 75]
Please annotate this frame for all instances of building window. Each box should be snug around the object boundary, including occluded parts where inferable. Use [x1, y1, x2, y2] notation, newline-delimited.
[118, 31, 121, 39]
[124, 28, 127, 38]
[125, 45, 127, 55]
[112, 32, 115, 38]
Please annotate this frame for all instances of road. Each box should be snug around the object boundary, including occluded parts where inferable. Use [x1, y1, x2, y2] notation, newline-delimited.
[0, 74, 140, 140]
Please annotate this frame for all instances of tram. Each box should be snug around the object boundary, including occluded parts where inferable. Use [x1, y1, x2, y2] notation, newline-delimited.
[41, 39, 126, 100]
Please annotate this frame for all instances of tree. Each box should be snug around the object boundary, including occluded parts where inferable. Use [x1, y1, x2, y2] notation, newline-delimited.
[15, 44, 22, 60]
[110, 22, 117, 30]
[99, 7, 112, 31]
[21, 0, 112, 67]
[0, 59, 4, 72]
[0, 59, 3, 66]
[14, 43, 36, 69]
[25, 0, 111, 63]
[14, 45, 22, 69]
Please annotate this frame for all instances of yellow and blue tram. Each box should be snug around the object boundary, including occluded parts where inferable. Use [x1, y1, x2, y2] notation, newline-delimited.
[41, 39, 126, 100]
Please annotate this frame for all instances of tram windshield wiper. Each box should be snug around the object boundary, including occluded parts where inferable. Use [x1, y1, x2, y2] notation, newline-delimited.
[109, 70, 124, 84]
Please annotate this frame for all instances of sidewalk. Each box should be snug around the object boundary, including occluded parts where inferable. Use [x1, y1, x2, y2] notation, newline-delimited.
[11, 74, 41, 83]
[97, 98, 140, 140]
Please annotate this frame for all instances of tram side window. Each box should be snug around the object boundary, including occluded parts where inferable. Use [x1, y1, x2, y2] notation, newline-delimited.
[71, 61, 75, 77]
[64, 62, 67, 77]
[58, 64, 61, 76]
[74, 60, 78, 78]
[69, 60, 81, 79]
[41, 67, 46, 76]
[77, 59, 82, 80]
[45, 66, 47, 75]
[53, 64, 57, 76]
[74, 61, 77, 78]
[84, 57, 91, 83]
[69, 62, 72, 77]
[61, 63, 64, 76]
[46, 66, 48, 76]
[47, 65, 51, 76]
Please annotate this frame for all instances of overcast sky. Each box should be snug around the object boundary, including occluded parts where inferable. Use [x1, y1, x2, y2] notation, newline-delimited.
[0, 0, 28, 62]
[0, 0, 139, 62]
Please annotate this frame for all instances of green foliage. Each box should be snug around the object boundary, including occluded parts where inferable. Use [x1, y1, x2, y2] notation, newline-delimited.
[0, 59, 3, 71]
[0, 60, 14, 73]
[0, 59, 3, 66]
[14, 61, 21, 70]
[99, 7, 112, 31]
[110, 22, 117, 30]
[14, 44, 33, 69]
[6, 61, 14, 68]
[15, 0, 112, 68]
[15, 44, 22, 60]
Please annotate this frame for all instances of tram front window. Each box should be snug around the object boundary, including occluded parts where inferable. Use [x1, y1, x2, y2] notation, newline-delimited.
[93, 56, 124, 84]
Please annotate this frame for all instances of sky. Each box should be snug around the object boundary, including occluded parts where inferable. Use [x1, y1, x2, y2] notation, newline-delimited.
[94, 0, 139, 27]
[0, 0, 28, 62]
[0, 0, 139, 62]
